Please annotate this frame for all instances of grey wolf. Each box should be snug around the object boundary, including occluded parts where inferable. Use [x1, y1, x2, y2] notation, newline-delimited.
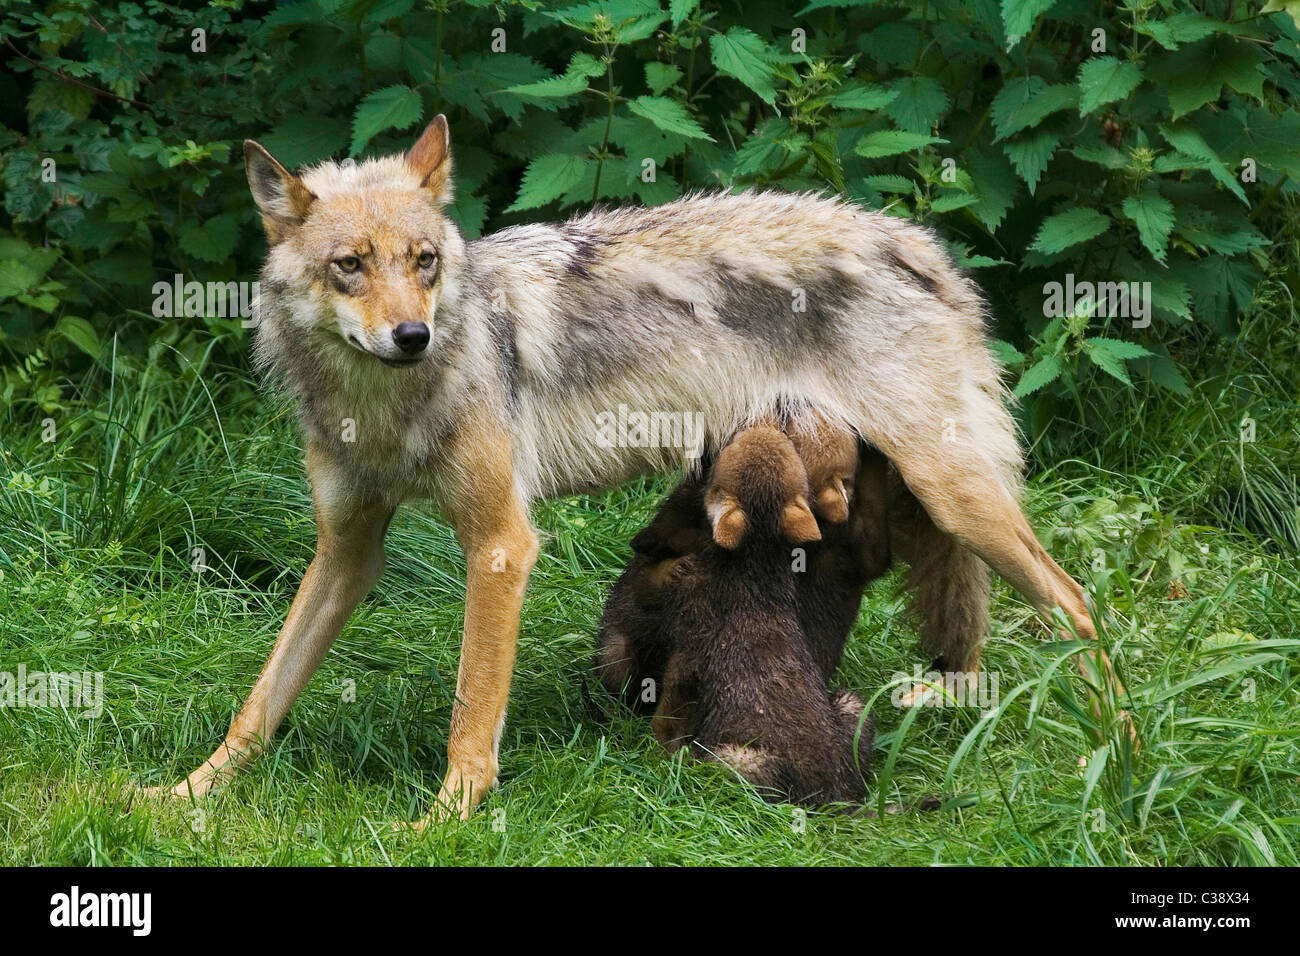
[145, 115, 1120, 824]
[648, 425, 873, 805]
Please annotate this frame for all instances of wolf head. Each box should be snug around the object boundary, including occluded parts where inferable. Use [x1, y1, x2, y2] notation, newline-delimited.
[705, 425, 822, 550]
[245, 116, 464, 369]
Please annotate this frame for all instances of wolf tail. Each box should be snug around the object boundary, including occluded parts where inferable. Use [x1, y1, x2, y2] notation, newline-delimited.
[888, 466, 992, 672]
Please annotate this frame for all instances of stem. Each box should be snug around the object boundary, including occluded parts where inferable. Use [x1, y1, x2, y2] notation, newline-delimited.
[591, 46, 616, 203]
[1248, 172, 1289, 223]
[434, 3, 444, 88]
[681, 15, 702, 186]
[359, 26, 370, 94]
[1021, 14, 1046, 69]
[961, 101, 993, 150]
[913, 0, 929, 74]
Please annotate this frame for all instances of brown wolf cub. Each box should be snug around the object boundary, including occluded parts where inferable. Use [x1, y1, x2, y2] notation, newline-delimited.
[595, 416, 891, 709]
[649, 426, 874, 805]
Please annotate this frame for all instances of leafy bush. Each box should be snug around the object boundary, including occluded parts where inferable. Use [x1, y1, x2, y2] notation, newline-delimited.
[2, 0, 1297, 439]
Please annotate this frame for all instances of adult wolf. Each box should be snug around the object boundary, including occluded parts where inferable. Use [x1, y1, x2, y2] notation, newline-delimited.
[147, 116, 1118, 825]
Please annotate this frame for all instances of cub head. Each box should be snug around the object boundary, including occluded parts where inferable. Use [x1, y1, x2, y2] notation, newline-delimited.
[705, 425, 821, 550]
[245, 116, 462, 369]
[784, 413, 859, 525]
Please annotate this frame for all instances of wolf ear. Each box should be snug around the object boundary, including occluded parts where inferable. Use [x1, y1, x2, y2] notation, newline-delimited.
[244, 141, 316, 245]
[781, 495, 822, 545]
[708, 492, 748, 550]
[406, 115, 454, 203]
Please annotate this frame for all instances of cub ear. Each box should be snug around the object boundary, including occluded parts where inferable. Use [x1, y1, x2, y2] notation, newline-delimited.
[244, 141, 316, 244]
[813, 476, 851, 525]
[781, 495, 822, 544]
[406, 114, 454, 203]
[708, 492, 748, 550]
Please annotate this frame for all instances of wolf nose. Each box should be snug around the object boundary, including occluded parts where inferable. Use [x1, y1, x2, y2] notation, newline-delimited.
[392, 322, 430, 354]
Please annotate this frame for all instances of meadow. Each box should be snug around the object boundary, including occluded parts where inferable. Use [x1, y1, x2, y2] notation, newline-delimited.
[2, 0, 1298, 866]
[1, 294, 1296, 865]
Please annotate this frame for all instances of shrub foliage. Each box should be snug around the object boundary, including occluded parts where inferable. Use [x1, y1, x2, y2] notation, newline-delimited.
[1, 0, 1296, 430]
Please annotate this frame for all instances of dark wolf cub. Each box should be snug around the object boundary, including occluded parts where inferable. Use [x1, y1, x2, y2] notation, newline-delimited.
[592, 475, 709, 713]
[651, 426, 873, 805]
[594, 417, 891, 711]
[784, 415, 892, 679]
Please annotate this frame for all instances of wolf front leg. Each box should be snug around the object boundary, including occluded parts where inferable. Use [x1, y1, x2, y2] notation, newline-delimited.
[420, 446, 539, 825]
[148, 445, 392, 800]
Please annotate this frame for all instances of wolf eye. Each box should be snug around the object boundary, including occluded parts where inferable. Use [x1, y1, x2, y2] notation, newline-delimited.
[417, 251, 436, 268]
[336, 256, 361, 273]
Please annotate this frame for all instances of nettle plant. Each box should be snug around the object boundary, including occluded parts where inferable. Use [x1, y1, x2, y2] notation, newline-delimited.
[1, 0, 1296, 429]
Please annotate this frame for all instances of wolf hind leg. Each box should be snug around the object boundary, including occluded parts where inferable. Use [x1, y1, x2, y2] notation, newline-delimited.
[888, 471, 990, 673]
[868, 418, 1124, 710]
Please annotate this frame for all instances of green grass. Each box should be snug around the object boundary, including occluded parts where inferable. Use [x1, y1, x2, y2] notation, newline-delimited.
[1, 321, 1298, 866]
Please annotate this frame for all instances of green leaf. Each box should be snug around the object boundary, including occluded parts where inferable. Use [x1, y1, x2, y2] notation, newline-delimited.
[854, 130, 946, 158]
[0, 261, 42, 299]
[260, 115, 351, 169]
[1072, 144, 1126, 170]
[1002, 0, 1057, 45]
[350, 85, 423, 156]
[829, 84, 898, 111]
[1028, 207, 1110, 254]
[968, 148, 1019, 231]
[1140, 353, 1191, 395]
[604, 114, 692, 164]
[1138, 12, 1223, 50]
[1159, 124, 1246, 203]
[1084, 339, 1134, 385]
[503, 73, 590, 100]
[1014, 354, 1063, 398]
[1173, 211, 1269, 255]
[1085, 337, 1155, 361]
[992, 77, 1078, 140]
[710, 28, 777, 105]
[885, 76, 950, 133]
[1147, 274, 1192, 321]
[1078, 56, 1143, 115]
[989, 338, 1026, 367]
[930, 193, 979, 213]
[863, 174, 915, 194]
[362, 0, 415, 26]
[178, 214, 240, 263]
[645, 62, 683, 96]
[501, 54, 604, 102]
[1167, 36, 1268, 119]
[670, 0, 698, 27]
[1264, 0, 1300, 29]
[1121, 191, 1176, 264]
[3, 151, 54, 222]
[55, 316, 101, 360]
[627, 96, 714, 141]
[1003, 125, 1062, 193]
[506, 155, 590, 213]
[447, 190, 488, 239]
